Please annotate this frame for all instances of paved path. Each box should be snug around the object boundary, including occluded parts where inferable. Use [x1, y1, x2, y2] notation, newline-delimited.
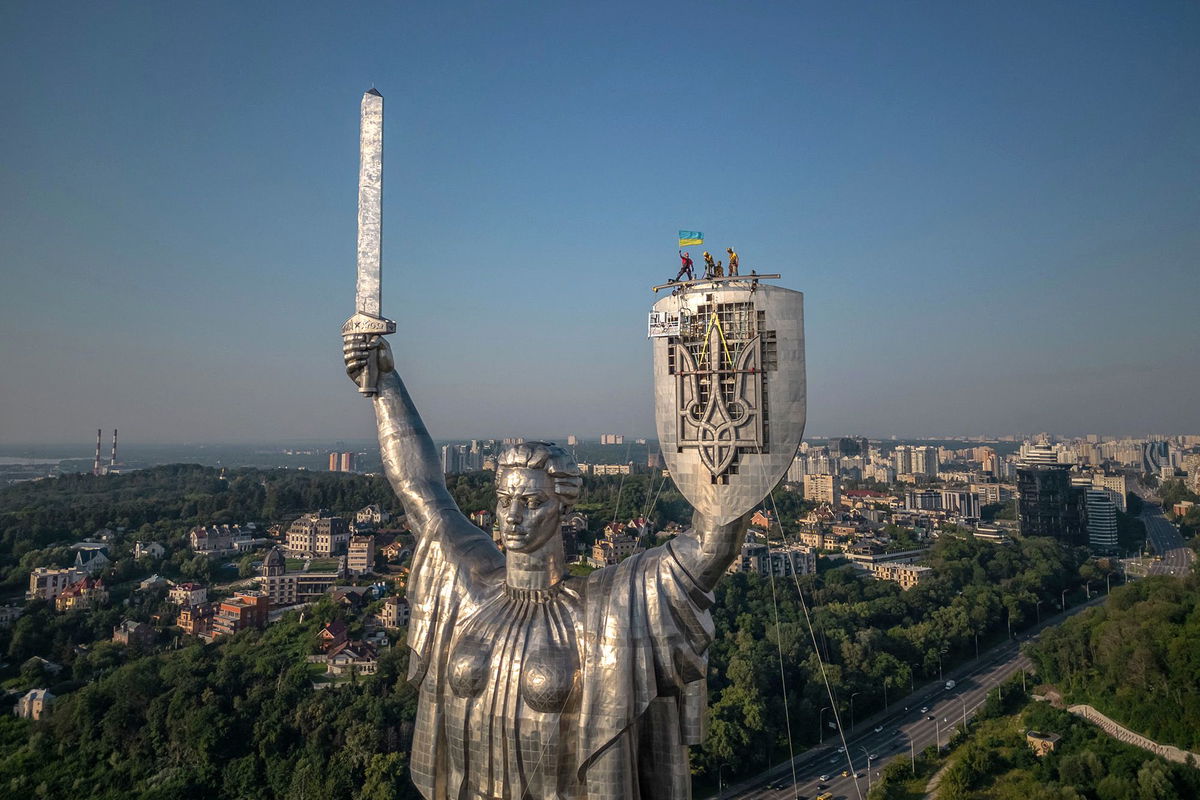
[1068, 704, 1200, 768]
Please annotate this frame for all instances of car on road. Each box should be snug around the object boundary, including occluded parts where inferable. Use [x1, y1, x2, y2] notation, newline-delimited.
[874, 725, 883, 733]
[816, 793, 834, 800]
[869, 753, 878, 760]
[945, 680, 956, 690]
[836, 746, 845, 753]
[919, 706, 929, 713]
[819, 774, 830, 781]
[926, 715, 935, 720]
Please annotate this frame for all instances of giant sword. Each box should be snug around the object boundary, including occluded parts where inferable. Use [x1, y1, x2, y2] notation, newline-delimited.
[342, 88, 395, 396]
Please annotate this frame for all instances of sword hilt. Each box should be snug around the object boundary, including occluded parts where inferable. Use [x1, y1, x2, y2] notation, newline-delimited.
[342, 313, 397, 399]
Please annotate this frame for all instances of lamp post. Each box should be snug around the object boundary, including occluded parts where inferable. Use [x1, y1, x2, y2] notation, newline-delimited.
[1036, 599, 1044, 625]
[850, 692, 862, 729]
[717, 764, 724, 799]
[1061, 588, 1068, 611]
[973, 629, 979, 660]
[860, 747, 874, 793]
[1085, 580, 1092, 599]
[935, 717, 941, 751]
[959, 695, 968, 730]
[820, 705, 832, 744]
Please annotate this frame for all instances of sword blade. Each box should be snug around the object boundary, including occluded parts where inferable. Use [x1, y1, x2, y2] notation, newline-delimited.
[356, 89, 383, 318]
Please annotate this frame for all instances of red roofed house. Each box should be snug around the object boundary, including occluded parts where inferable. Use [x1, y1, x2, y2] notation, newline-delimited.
[318, 620, 348, 652]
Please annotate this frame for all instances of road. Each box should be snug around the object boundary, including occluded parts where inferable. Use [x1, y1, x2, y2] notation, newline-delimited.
[1139, 500, 1194, 577]
[722, 594, 1107, 800]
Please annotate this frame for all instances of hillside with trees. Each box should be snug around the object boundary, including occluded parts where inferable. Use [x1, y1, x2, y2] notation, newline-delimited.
[1027, 572, 1200, 752]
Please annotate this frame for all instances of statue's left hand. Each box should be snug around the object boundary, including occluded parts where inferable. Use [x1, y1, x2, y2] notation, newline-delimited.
[343, 333, 395, 393]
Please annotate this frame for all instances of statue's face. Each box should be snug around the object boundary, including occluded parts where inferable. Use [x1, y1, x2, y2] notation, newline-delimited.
[496, 468, 562, 553]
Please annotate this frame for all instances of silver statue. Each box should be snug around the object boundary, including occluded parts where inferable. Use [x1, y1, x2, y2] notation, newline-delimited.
[341, 89, 805, 799]
[345, 337, 750, 799]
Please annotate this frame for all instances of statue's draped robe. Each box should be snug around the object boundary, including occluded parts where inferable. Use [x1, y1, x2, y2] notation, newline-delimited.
[406, 511, 713, 799]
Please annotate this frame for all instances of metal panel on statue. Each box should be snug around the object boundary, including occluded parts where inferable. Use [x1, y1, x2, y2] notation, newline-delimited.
[651, 282, 806, 526]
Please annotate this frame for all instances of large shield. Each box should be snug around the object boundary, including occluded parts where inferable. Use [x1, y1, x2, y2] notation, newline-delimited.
[650, 283, 806, 526]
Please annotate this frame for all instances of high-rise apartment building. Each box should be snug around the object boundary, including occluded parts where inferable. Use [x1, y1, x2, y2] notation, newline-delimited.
[1085, 489, 1118, 554]
[912, 446, 938, 477]
[329, 452, 356, 472]
[803, 474, 840, 507]
[893, 446, 912, 475]
[1017, 465, 1086, 546]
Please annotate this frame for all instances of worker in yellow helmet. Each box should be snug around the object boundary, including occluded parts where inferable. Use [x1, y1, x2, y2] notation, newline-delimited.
[726, 247, 739, 276]
[702, 251, 716, 278]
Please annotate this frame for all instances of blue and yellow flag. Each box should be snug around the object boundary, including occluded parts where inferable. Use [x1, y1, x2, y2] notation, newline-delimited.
[678, 230, 704, 247]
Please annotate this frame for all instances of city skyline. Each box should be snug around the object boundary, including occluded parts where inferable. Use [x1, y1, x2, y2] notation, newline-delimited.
[3, 3, 1199, 445]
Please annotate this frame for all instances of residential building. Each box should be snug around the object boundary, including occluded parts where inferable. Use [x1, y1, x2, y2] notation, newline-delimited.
[1090, 473, 1129, 512]
[318, 620, 348, 652]
[905, 489, 941, 511]
[347, 534, 376, 575]
[189, 524, 255, 554]
[70, 544, 111, 574]
[286, 510, 350, 557]
[326, 640, 379, 676]
[56, 577, 109, 611]
[258, 547, 345, 606]
[600, 434, 625, 445]
[210, 592, 269, 639]
[803, 473, 841, 506]
[728, 541, 816, 578]
[355, 504, 391, 527]
[112, 619, 156, 649]
[911, 446, 938, 477]
[177, 602, 216, 636]
[592, 463, 632, 476]
[1017, 465, 1087, 546]
[14, 689, 54, 720]
[134, 541, 166, 559]
[940, 489, 981, 519]
[1085, 489, 1118, 554]
[1183, 453, 1200, 493]
[329, 451, 356, 472]
[379, 595, 411, 628]
[867, 562, 932, 589]
[168, 582, 208, 606]
[27, 566, 86, 601]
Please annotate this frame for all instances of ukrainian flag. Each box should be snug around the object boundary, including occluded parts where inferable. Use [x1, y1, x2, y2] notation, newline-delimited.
[678, 230, 704, 247]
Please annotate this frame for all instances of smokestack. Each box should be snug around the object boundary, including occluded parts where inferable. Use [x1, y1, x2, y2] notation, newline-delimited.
[111, 429, 118, 467]
[94, 429, 102, 476]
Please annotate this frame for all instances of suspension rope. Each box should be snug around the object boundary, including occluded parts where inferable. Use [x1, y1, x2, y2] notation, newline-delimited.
[764, 481, 865, 800]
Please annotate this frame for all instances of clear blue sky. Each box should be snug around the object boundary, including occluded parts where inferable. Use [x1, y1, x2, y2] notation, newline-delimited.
[1, 1, 1197, 446]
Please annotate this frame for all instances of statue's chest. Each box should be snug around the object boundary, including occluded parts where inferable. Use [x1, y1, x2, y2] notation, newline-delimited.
[446, 582, 583, 714]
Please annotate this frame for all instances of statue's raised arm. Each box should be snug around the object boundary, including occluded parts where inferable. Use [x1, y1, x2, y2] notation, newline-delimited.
[343, 333, 458, 535]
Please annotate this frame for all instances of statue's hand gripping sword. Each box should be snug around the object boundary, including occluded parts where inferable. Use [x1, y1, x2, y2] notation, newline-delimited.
[342, 88, 395, 396]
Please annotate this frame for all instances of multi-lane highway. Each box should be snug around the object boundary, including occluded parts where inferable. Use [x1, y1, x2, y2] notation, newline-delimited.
[722, 595, 1106, 800]
[1140, 500, 1194, 577]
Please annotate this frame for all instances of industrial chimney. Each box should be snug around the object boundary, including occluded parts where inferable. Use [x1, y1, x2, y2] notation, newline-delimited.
[110, 429, 118, 467]
[93, 429, 102, 476]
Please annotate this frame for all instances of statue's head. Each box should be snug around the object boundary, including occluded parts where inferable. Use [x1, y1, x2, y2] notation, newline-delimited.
[495, 442, 582, 553]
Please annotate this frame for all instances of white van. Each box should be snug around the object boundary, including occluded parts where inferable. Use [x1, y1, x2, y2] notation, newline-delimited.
[945, 680, 956, 690]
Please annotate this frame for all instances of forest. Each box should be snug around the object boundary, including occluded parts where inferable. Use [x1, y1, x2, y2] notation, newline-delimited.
[1027, 572, 1200, 753]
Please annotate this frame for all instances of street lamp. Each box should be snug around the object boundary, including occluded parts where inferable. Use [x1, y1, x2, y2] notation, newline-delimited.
[820, 705, 832, 744]
[1035, 599, 1044, 625]
[850, 692, 862, 729]
[860, 747, 874, 793]
[959, 695, 968, 730]
[935, 717, 942, 751]
[1085, 580, 1092, 599]
[1061, 588, 1068, 611]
